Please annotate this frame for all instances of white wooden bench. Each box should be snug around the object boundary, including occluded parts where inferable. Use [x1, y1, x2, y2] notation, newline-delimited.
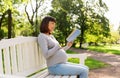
[0, 37, 87, 78]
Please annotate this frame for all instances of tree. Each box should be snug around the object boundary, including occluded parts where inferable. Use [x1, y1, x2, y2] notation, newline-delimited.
[0, 0, 28, 39]
[25, 0, 46, 36]
[49, 10, 74, 45]
[0, 0, 13, 39]
[75, 0, 110, 47]
[49, 0, 75, 45]
[50, 0, 110, 48]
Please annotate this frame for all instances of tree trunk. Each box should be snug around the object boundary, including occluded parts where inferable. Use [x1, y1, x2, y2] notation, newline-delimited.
[8, 9, 12, 39]
[79, 27, 84, 48]
[79, 19, 85, 48]
[34, 0, 38, 36]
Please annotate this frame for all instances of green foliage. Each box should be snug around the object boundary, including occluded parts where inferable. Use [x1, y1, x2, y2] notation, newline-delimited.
[110, 30, 120, 43]
[66, 50, 78, 54]
[1, 27, 8, 38]
[0, 0, 111, 43]
[49, 10, 74, 45]
[0, 0, 28, 38]
[85, 34, 98, 43]
[0, 29, 4, 39]
[50, 0, 110, 48]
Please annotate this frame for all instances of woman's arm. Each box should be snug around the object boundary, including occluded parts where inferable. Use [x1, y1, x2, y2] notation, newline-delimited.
[62, 42, 73, 51]
[38, 36, 61, 59]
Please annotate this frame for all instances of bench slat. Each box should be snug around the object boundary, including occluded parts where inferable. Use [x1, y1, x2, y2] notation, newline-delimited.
[69, 76, 77, 78]
[0, 37, 37, 49]
[15, 65, 46, 77]
[54, 75, 62, 78]
[62, 76, 69, 78]
[10, 45, 18, 74]
[0, 74, 25, 78]
[3, 48, 11, 74]
[35, 70, 49, 78]
[22, 43, 31, 70]
[34, 43, 39, 66]
[45, 74, 55, 78]
[0, 50, 3, 74]
[17, 44, 24, 72]
[28, 43, 36, 67]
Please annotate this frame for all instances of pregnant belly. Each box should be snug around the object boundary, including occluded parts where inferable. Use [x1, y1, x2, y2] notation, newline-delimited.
[55, 49, 68, 61]
[46, 49, 68, 67]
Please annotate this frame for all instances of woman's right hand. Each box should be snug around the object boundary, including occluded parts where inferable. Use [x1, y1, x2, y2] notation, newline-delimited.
[67, 42, 73, 47]
[54, 44, 62, 50]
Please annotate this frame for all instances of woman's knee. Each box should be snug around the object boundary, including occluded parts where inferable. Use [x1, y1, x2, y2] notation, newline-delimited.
[82, 67, 89, 75]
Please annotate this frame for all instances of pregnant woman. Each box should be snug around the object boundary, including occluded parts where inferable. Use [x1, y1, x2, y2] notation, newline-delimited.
[38, 16, 89, 78]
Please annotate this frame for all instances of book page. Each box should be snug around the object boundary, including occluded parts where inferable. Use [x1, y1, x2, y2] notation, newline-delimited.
[66, 29, 81, 42]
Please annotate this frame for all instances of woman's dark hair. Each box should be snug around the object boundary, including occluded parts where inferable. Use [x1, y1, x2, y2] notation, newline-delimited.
[40, 16, 56, 33]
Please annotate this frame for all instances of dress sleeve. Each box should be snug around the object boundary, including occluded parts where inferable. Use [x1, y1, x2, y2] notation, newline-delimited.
[62, 46, 70, 51]
[51, 35, 70, 51]
[38, 35, 61, 59]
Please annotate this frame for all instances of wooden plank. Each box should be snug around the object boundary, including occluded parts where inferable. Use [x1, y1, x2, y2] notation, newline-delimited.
[45, 74, 55, 78]
[32, 70, 49, 78]
[62, 76, 69, 78]
[0, 50, 3, 74]
[54, 75, 62, 78]
[32, 42, 37, 66]
[45, 75, 77, 78]
[0, 37, 37, 50]
[28, 42, 36, 68]
[3, 48, 11, 74]
[38, 47, 46, 66]
[10, 45, 18, 74]
[69, 75, 77, 78]
[34, 42, 39, 66]
[14, 65, 46, 77]
[22, 43, 30, 70]
[17, 44, 24, 72]
[0, 74, 25, 78]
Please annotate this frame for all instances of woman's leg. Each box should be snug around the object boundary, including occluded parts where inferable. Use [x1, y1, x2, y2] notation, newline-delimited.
[48, 63, 89, 78]
[66, 62, 89, 69]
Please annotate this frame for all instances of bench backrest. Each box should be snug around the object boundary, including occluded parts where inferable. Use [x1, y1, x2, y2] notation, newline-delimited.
[0, 37, 46, 75]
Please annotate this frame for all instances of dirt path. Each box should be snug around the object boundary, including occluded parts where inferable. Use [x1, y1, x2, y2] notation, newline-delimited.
[70, 48, 120, 78]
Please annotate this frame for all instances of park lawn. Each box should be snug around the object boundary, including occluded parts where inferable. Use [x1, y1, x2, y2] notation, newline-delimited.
[87, 44, 120, 55]
[67, 50, 109, 70]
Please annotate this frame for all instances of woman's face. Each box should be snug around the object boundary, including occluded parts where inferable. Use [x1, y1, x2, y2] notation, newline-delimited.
[48, 21, 55, 33]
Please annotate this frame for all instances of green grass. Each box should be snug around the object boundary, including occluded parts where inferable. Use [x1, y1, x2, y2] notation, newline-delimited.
[85, 58, 109, 69]
[67, 50, 109, 70]
[66, 50, 78, 54]
[68, 57, 109, 70]
[87, 44, 120, 55]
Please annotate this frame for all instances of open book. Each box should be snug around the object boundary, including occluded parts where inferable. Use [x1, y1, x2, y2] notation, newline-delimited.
[66, 28, 81, 42]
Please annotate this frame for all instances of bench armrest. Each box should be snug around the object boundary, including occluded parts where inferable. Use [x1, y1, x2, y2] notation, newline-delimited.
[67, 53, 87, 65]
